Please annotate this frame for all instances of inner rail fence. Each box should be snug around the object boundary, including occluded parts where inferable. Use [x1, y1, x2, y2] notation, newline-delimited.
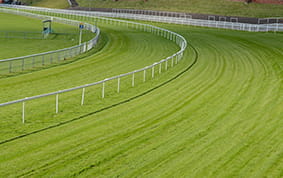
[0, 8, 100, 75]
[1, 4, 282, 32]
[0, 6, 187, 123]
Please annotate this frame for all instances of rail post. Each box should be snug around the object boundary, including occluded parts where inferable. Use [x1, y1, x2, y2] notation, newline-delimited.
[152, 65, 155, 78]
[22, 58, 24, 71]
[143, 69, 146, 82]
[81, 88, 85, 106]
[102, 81, 105, 98]
[42, 55, 44, 65]
[32, 56, 35, 68]
[117, 77, 120, 93]
[165, 60, 168, 70]
[22, 100, 25, 124]
[9, 61, 12, 73]
[131, 72, 135, 87]
[56, 93, 59, 114]
[175, 55, 178, 64]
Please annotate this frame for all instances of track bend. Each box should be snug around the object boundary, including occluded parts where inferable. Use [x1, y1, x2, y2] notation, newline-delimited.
[0, 22, 282, 178]
[0, 24, 179, 103]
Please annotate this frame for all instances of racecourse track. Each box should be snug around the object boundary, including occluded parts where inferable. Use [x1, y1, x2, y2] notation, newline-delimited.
[0, 9, 282, 177]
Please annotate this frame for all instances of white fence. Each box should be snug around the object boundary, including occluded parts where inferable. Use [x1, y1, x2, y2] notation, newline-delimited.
[110, 8, 283, 32]
[0, 8, 100, 75]
[0, 6, 187, 123]
[1, 4, 282, 32]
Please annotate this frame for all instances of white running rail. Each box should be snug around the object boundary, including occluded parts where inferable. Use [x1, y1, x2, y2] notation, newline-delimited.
[0, 8, 100, 74]
[1, 4, 282, 32]
[0, 6, 187, 123]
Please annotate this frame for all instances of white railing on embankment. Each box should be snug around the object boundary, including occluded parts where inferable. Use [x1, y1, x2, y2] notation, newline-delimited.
[1, 4, 282, 32]
[0, 6, 187, 123]
[110, 8, 283, 32]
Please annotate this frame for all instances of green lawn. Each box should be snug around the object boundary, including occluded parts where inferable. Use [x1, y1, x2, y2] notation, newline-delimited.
[77, 0, 283, 18]
[21, 0, 69, 9]
[0, 12, 95, 61]
[0, 11, 282, 177]
[18, 0, 283, 17]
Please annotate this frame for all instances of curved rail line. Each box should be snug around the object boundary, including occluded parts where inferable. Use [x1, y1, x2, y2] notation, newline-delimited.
[0, 8, 100, 74]
[0, 7, 188, 123]
[0, 41, 198, 145]
[2, 4, 282, 32]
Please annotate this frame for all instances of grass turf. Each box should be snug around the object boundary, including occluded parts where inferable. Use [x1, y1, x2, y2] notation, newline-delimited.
[0, 12, 94, 59]
[0, 15, 282, 177]
[18, 0, 283, 17]
[21, 0, 69, 9]
[76, 0, 283, 18]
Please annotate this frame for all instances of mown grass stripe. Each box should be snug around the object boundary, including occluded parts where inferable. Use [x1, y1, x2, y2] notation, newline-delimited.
[0, 22, 282, 177]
